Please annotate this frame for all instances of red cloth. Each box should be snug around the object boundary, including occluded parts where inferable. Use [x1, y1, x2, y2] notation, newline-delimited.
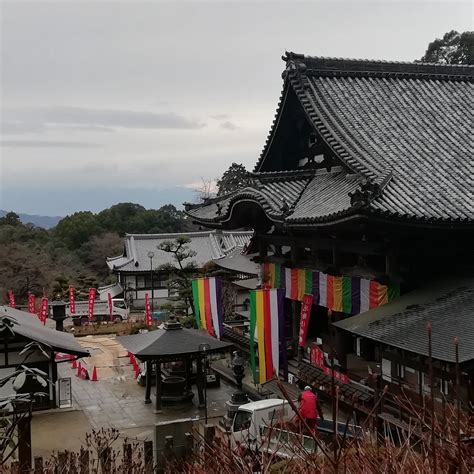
[299, 390, 318, 420]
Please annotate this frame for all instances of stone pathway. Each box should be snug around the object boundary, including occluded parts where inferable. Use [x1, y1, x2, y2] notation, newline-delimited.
[57, 335, 233, 440]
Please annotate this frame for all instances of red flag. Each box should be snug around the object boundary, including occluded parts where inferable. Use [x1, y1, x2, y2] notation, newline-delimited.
[39, 297, 48, 325]
[298, 294, 313, 347]
[7, 290, 16, 309]
[144, 293, 152, 327]
[108, 293, 113, 321]
[310, 345, 325, 368]
[88, 288, 96, 322]
[322, 366, 349, 384]
[69, 286, 76, 314]
[28, 293, 36, 314]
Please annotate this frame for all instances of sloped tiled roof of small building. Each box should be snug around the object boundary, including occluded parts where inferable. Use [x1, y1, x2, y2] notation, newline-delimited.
[107, 230, 253, 272]
[333, 278, 474, 363]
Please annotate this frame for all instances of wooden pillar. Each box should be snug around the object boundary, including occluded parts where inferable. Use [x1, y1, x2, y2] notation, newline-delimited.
[155, 361, 162, 413]
[185, 357, 192, 391]
[291, 243, 300, 354]
[144, 361, 152, 404]
[196, 357, 205, 407]
[335, 328, 348, 371]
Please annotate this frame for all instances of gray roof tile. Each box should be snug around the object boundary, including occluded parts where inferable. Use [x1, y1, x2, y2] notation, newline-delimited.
[0, 306, 89, 357]
[187, 55, 473, 226]
[107, 230, 253, 272]
[333, 278, 474, 363]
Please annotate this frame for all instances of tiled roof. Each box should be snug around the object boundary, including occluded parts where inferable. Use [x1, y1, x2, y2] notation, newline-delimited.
[188, 169, 363, 225]
[188, 54, 473, 227]
[106, 230, 253, 272]
[117, 325, 232, 360]
[0, 306, 89, 357]
[187, 171, 313, 224]
[333, 278, 474, 363]
[213, 249, 260, 276]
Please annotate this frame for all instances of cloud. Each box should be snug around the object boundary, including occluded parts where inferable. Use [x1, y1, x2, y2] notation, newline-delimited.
[183, 180, 218, 194]
[210, 114, 230, 120]
[220, 120, 239, 131]
[1, 121, 115, 135]
[0, 140, 100, 148]
[2, 106, 206, 133]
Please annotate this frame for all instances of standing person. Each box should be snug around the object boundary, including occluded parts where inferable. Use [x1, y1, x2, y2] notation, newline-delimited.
[298, 386, 324, 432]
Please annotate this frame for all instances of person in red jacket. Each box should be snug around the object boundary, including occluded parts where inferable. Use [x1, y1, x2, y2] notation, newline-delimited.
[298, 386, 324, 431]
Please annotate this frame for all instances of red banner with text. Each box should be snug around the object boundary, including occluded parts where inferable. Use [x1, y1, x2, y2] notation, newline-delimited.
[39, 297, 48, 325]
[8, 290, 16, 309]
[69, 286, 76, 314]
[310, 345, 325, 367]
[28, 293, 36, 314]
[88, 288, 96, 322]
[144, 293, 152, 327]
[108, 293, 113, 321]
[310, 345, 349, 384]
[298, 294, 313, 347]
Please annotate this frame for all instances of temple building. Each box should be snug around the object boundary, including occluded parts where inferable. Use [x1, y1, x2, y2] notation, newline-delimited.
[186, 54, 474, 410]
[106, 230, 253, 309]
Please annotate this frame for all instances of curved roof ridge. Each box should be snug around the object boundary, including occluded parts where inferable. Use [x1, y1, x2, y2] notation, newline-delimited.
[283, 52, 474, 78]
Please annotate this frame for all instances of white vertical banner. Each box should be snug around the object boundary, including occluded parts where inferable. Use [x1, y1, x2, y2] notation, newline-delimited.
[209, 277, 220, 339]
[319, 273, 327, 307]
[269, 289, 280, 375]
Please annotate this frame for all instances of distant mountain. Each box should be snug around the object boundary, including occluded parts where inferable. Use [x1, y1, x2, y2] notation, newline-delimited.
[0, 210, 62, 229]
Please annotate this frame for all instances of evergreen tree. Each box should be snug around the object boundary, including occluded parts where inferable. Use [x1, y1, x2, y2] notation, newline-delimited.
[420, 30, 473, 65]
[216, 163, 252, 196]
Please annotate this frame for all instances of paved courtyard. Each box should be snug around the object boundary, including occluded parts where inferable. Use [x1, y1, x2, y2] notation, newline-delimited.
[32, 334, 234, 456]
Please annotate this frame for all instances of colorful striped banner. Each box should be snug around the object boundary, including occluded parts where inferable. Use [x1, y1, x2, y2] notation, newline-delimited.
[249, 288, 285, 384]
[262, 263, 400, 315]
[191, 277, 223, 339]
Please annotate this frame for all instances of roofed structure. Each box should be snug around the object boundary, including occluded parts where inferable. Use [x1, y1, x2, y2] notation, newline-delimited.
[187, 54, 474, 228]
[118, 318, 233, 410]
[107, 230, 253, 272]
[333, 278, 474, 364]
[118, 320, 232, 362]
[0, 306, 89, 357]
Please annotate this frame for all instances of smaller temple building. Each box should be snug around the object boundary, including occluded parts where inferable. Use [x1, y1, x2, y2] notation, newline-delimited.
[106, 230, 253, 309]
[0, 306, 89, 410]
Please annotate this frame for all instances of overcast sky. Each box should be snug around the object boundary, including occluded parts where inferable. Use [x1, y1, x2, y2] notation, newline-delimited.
[1, 1, 472, 216]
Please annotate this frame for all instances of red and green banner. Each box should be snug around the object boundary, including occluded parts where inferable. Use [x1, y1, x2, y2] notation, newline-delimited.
[69, 286, 76, 314]
[88, 288, 96, 322]
[7, 290, 16, 309]
[249, 288, 286, 384]
[191, 277, 223, 339]
[28, 293, 36, 314]
[298, 294, 314, 347]
[263, 263, 400, 315]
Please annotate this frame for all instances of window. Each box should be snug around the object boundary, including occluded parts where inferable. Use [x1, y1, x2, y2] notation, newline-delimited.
[136, 276, 145, 289]
[124, 275, 136, 289]
[233, 411, 252, 432]
[396, 364, 405, 380]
